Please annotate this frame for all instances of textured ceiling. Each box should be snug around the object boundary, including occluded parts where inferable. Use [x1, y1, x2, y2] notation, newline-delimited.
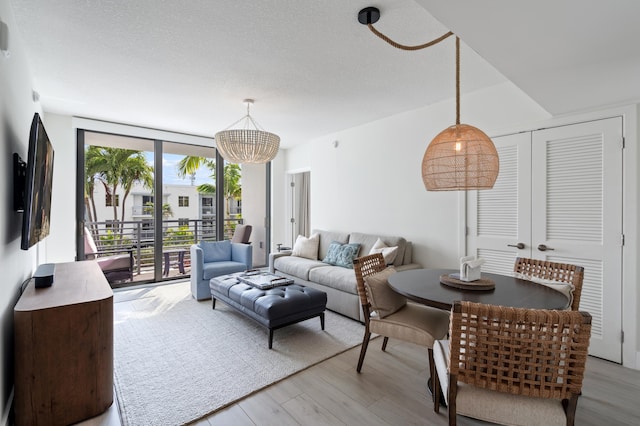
[7, 0, 505, 147]
[9, 1, 640, 149]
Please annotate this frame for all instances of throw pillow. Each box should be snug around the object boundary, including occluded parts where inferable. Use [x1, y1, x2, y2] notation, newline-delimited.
[369, 238, 399, 265]
[513, 272, 574, 310]
[363, 266, 406, 318]
[323, 242, 361, 268]
[200, 240, 232, 263]
[291, 233, 320, 260]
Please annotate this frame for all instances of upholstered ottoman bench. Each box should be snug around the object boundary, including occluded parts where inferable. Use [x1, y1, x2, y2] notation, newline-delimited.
[210, 273, 327, 348]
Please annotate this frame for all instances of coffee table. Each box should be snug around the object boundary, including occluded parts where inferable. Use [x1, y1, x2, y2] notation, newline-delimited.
[209, 272, 327, 349]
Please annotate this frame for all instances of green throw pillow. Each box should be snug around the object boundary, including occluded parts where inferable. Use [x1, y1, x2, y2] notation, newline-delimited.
[323, 242, 361, 268]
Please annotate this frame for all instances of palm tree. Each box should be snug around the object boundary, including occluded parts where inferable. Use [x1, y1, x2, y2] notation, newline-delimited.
[177, 156, 242, 215]
[119, 154, 154, 236]
[143, 202, 174, 218]
[84, 146, 103, 232]
[222, 164, 241, 216]
[85, 147, 154, 237]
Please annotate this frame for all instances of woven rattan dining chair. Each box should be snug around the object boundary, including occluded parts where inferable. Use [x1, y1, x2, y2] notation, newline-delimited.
[513, 257, 584, 310]
[433, 301, 592, 426]
[353, 253, 450, 383]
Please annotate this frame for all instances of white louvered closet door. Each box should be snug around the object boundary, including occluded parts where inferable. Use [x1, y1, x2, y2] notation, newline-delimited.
[532, 118, 622, 362]
[467, 117, 623, 362]
[467, 132, 532, 274]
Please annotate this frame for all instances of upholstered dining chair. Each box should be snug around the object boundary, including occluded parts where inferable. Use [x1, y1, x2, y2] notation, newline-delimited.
[433, 301, 592, 426]
[353, 253, 450, 383]
[513, 257, 584, 310]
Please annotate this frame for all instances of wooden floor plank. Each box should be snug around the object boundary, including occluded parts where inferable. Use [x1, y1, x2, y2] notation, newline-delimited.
[281, 393, 344, 426]
[101, 289, 640, 426]
[236, 392, 300, 426]
[287, 369, 390, 426]
[205, 405, 255, 426]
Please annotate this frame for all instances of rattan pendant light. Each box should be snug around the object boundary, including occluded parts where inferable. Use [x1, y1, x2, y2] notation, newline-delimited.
[215, 99, 280, 164]
[358, 7, 499, 191]
[422, 38, 498, 190]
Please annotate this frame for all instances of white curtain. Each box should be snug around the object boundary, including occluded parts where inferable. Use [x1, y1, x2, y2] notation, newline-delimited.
[291, 171, 310, 245]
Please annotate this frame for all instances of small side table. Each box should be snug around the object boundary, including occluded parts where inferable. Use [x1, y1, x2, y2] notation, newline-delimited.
[163, 249, 186, 276]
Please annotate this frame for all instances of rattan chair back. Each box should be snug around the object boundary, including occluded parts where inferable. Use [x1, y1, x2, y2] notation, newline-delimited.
[443, 301, 591, 425]
[514, 257, 584, 311]
[353, 253, 387, 321]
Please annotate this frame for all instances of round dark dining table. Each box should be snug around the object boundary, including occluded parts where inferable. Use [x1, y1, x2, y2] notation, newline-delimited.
[387, 268, 570, 311]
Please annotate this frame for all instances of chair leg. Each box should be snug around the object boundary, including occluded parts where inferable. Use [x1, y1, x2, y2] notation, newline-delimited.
[357, 331, 372, 373]
[433, 363, 441, 413]
[381, 336, 389, 351]
[448, 377, 458, 426]
[428, 348, 435, 394]
[564, 394, 580, 426]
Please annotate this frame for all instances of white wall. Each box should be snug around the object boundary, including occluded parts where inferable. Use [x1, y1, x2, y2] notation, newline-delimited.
[282, 81, 550, 268]
[41, 113, 76, 263]
[241, 163, 267, 266]
[0, 1, 41, 423]
[280, 83, 640, 369]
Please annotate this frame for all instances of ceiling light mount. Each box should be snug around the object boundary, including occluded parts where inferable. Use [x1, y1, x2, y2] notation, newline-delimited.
[358, 7, 380, 25]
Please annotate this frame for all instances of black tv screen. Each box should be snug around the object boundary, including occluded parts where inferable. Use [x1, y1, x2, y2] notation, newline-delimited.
[20, 113, 55, 250]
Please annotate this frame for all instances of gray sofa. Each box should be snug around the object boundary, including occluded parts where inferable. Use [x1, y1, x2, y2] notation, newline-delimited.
[269, 229, 421, 322]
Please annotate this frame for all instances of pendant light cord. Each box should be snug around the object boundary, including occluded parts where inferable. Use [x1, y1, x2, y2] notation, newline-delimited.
[366, 24, 460, 124]
[456, 36, 460, 125]
[367, 24, 453, 51]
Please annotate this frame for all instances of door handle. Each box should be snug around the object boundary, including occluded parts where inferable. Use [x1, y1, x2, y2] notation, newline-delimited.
[537, 244, 555, 251]
[507, 242, 525, 249]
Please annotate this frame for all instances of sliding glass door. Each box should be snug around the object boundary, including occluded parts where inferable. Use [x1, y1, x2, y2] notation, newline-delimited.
[78, 129, 270, 287]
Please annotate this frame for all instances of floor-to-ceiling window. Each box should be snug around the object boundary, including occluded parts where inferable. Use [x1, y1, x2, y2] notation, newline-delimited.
[77, 129, 270, 286]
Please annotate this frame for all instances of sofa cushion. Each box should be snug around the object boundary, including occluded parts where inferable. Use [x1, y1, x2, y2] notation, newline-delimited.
[200, 240, 231, 263]
[202, 261, 247, 280]
[369, 238, 399, 265]
[363, 266, 405, 318]
[349, 232, 407, 267]
[312, 229, 350, 260]
[309, 265, 358, 294]
[291, 233, 320, 260]
[323, 242, 361, 268]
[273, 255, 326, 281]
[403, 241, 413, 265]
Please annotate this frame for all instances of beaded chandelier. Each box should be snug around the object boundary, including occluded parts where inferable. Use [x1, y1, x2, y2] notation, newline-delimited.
[215, 99, 280, 164]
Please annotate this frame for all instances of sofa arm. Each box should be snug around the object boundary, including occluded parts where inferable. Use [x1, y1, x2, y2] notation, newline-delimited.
[190, 245, 204, 282]
[231, 242, 253, 269]
[268, 251, 291, 273]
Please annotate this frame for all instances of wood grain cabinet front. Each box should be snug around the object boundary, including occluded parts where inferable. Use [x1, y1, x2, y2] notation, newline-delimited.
[14, 261, 113, 426]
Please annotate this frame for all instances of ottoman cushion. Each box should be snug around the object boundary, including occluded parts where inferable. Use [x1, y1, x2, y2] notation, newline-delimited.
[210, 275, 327, 327]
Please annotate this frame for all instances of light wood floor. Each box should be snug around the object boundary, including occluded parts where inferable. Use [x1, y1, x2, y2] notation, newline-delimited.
[82, 284, 640, 426]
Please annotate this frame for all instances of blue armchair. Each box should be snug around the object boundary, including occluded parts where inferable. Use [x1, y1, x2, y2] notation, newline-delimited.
[190, 240, 252, 300]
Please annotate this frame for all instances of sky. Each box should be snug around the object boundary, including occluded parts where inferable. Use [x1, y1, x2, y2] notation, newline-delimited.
[145, 153, 214, 186]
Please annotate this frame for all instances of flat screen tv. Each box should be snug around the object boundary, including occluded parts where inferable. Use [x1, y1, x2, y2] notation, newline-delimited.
[14, 113, 55, 250]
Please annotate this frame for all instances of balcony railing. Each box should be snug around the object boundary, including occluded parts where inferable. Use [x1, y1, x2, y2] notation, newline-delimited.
[84, 218, 244, 279]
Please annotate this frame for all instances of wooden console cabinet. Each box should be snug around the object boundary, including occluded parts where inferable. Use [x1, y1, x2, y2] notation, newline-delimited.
[14, 261, 113, 425]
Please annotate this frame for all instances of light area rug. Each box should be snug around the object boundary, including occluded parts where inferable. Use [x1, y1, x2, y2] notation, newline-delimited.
[113, 281, 364, 426]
